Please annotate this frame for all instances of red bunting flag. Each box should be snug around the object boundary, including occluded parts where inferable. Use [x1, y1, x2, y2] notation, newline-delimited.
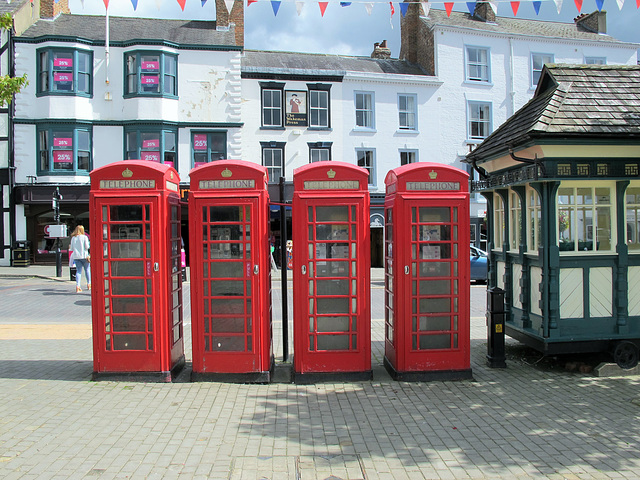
[390, 1, 395, 15]
[103, 0, 109, 8]
[247, 0, 258, 4]
[177, 0, 186, 11]
[444, 2, 454, 16]
[319, 1, 328, 16]
[511, 1, 519, 15]
[637, 0, 640, 8]
[574, 0, 583, 11]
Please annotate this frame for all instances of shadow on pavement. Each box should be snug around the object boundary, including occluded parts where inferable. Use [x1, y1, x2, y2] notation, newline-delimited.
[0, 360, 93, 381]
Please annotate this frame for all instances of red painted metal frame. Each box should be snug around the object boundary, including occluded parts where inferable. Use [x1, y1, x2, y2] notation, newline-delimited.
[384, 163, 471, 375]
[90, 161, 184, 379]
[188, 161, 272, 375]
[292, 161, 371, 375]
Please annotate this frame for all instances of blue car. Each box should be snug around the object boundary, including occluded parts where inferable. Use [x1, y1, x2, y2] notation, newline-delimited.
[470, 245, 488, 283]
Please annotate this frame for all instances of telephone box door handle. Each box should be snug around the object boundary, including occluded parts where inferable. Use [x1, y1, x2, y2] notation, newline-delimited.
[154, 262, 159, 272]
[254, 265, 259, 275]
[404, 265, 409, 275]
[302, 265, 307, 275]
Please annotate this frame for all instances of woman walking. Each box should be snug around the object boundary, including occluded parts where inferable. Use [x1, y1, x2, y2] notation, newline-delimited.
[70, 225, 91, 293]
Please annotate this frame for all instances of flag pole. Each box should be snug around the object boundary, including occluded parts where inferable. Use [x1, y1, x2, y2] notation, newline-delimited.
[105, 6, 110, 85]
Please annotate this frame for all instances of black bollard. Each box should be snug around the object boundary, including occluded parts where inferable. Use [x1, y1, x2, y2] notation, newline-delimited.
[487, 286, 507, 368]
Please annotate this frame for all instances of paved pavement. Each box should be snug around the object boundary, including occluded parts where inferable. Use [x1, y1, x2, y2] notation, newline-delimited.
[1, 265, 639, 479]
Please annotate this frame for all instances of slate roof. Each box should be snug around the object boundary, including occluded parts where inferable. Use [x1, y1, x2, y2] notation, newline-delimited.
[18, 14, 237, 47]
[242, 50, 428, 77]
[466, 64, 640, 162]
[424, 9, 626, 44]
[0, 0, 29, 16]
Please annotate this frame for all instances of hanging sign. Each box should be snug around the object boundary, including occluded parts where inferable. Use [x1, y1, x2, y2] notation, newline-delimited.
[285, 90, 307, 126]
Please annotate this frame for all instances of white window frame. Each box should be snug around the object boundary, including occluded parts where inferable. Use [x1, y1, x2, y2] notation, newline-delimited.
[356, 148, 376, 186]
[309, 88, 329, 128]
[557, 182, 615, 253]
[261, 143, 285, 183]
[355, 91, 375, 130]
[400, 149, 418, 166]
[531, 53, 554, 88]
[526, 186, 542, 254]
[509, 190, 522, 252]
[261, 88, 283, 128]
[585, 56, 606, 65]
[467, 101, 492, 141]
[625, 183, 640, 252]
[398, 93, 417, 131]
[465, 46, 491, 83]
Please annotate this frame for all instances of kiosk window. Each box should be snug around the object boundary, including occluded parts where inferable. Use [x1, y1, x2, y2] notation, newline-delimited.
[558, 185, 613, 252]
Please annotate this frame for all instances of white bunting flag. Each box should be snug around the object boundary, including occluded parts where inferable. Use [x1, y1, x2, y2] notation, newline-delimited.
[489, 1, 498, 14]
[553, 0, 563, 13]
[296, 1, 304, 15]
[616, 0, 625, 9]
[225, 0, 235, 14]
[365, 2, 374, 15]
[421, 0, 431, 16]
[155, 0, 162, 10]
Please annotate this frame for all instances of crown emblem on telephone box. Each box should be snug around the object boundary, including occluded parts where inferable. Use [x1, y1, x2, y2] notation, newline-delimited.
[327, 169, 336, 179]
[221, 168, 233, 178]
[429, 170, 438, 180]
[122, 168, 133, 178]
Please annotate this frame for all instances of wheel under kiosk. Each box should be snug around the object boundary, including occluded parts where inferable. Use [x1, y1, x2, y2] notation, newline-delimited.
[383, 163, 472, 381]
[90, 161, 185, 382]
[292, 161, 372, 382]
[188, 161, 273, 382]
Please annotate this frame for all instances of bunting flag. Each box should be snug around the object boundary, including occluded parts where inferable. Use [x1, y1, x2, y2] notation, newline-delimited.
[364, 2, 373, 15]
[225, 0, 235, 13]
[637, 0, 640, 8]
[247, 0, 258, 5]
[271, 0, 281, 16]
[130, 0, 138, 10]
[553, 0, 563, 13]
[154, 0, 162, 9]
[296, 1, 304, 14]
[103, 0, 109, 9]
[616, 0, 624, 9]
[444, 1, 454, 16]
[466, 1, 476, 14]
[176, 0, 186, 11]
[574, 0, 583, 11]
[421, 1, 431, 17]
[511, 1, 519, 15]
[595, 0, 604, 10]
[400, 2, 409, 16]
[389, 2, 394, 28]
[489, 1, 498, 14]
[340, 2, 352, 6]
[532, 0, 541, 14]
[201, 0, 207, 6]
[319, 1, 328, 16]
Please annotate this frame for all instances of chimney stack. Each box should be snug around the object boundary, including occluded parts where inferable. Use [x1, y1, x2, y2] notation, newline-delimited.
[473, 1, 495, 23]
[574, 11, 607, 34]
[216, 0, 245, 47]
[41, 0, 71, 19]
[371, 40, 391, 59]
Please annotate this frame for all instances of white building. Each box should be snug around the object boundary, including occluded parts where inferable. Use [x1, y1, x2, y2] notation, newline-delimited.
[399, 3, 639, 243]
[9, 0, 243, 265]
[5, 0, 639, 266]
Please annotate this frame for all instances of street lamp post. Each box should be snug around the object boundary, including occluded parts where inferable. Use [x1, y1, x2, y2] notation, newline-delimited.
[52, 188, 63, 278]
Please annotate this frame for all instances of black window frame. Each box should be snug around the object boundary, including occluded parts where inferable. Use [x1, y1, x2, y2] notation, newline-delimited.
[261, 141, 286, 183]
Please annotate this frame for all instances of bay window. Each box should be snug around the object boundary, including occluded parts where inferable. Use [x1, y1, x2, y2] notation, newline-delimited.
[38, 125, 92, 174]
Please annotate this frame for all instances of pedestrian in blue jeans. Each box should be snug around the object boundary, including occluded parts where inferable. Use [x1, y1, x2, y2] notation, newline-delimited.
[70, 225, 91, 293]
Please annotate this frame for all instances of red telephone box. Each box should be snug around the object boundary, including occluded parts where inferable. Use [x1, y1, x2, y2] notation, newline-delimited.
[384, 163, 472, 381]
[189, 161, 273, 382]
[90, 161, 184, 381]
[292, 161, 372, 382]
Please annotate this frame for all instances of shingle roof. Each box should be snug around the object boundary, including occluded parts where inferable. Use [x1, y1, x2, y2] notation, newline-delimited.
[425, 9, 624, 43]
[242, 50, 428, 77]
[466, 64, 640, 162]
[18, 13, 237, 47]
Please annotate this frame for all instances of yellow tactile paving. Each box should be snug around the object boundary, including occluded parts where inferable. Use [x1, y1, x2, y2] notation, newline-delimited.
[0, 324, 92, 340]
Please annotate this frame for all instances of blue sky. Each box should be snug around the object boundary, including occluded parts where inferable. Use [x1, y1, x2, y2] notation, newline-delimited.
[68, 0, 639, 57]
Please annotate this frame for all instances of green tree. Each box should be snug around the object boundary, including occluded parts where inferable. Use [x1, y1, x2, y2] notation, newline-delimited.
[0, 13, 28, 106]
